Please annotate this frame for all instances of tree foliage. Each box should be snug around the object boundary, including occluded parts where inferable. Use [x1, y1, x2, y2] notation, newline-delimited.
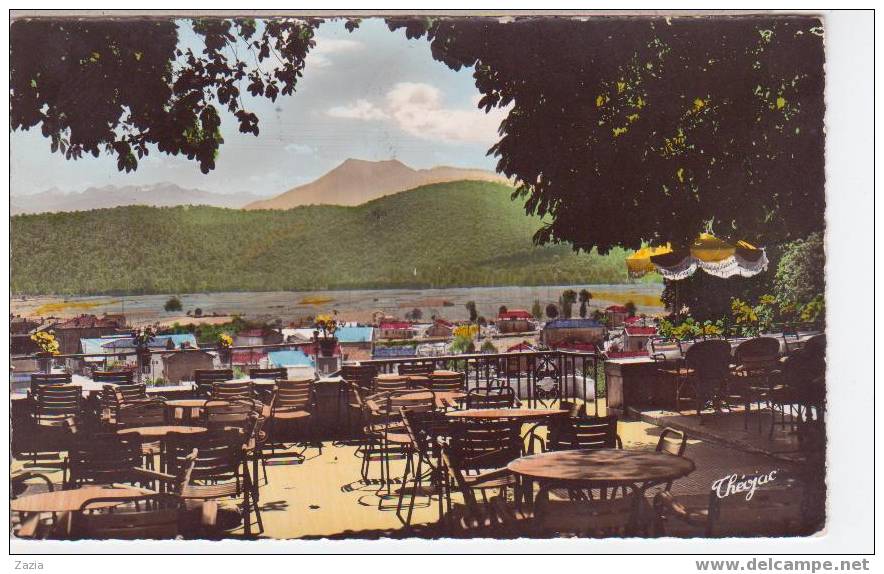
[545, 303, 559, 319]
[773, 232, 825, 309]
[10, 17, 326, 173]
[390, 16, 825, 251]
[560, 289, 577, 318]
[163, 296, 183, 312]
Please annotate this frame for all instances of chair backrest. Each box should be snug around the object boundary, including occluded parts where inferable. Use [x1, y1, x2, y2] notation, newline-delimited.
[374, 375, 410, 393]
[67, 433, 145, 486]
[248, 367, 287, 382]
[803, 334, 826, 373]
[116, 383, 149, 402]
[272, 379, 314, 411]
[439, 443, 483, 513]
[341, 364, 377, 393]
[211, 380, 255, 400]
[34, 385, 82, 423]
[400, 407, 446, 455]
[30, 373, 72, 396]
[428, 372, 466, 392]
[167, 430, 245, 484]
[397, 362, 434, 377]
[734, 337, 781, 373]
[116, 399, 168, 428]
[384, 390, 436, 416]
[448, 418, 523, 472]
[465, 386, 517, 409]
[193, 369, 234, 396]
[75, 492, 182, 540]
[650, 337, 683, 357]
[547, 415, 620, 451]
[203, 399, 258, 432]
[93, 370, 134, 384]
[656, 427, 688, 457]
[685, 339, 732, 382]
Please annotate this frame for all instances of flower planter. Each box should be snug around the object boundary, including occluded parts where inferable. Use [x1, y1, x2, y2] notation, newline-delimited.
[318, 337, 338, 357]
[36, 352, 53, 374]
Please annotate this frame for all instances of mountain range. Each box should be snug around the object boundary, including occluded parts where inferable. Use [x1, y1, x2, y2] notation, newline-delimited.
[11, 159, 508, 215]
[242, 158, 508, 210]
[10, 183, 264, 215]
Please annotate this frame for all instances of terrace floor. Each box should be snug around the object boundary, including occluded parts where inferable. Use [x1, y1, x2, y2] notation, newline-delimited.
[12, 399, 815, 540]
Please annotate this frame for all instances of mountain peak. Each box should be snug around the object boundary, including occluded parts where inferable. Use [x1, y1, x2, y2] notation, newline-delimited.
[243, 158, 508, 211]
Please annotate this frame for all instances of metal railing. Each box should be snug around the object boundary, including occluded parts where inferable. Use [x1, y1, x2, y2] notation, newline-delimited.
[12, 344, 604, 408]
[359, 349, 602, 408]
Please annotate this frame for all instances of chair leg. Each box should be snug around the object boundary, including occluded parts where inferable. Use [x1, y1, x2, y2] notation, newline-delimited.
[405, 455, 425, 527]
[396, 452, 412, 520]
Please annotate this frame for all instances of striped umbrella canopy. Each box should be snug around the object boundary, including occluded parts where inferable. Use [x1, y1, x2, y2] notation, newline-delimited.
[627, 233, 768, 281]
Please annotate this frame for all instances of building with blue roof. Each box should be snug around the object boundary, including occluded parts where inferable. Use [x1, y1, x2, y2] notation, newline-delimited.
[333, 326, 373, 344]
[267, 349, 314, 368]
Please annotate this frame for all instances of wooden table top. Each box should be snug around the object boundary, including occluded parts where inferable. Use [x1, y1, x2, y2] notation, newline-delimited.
[507, 448, 695, 485]
[11, 484, 153, 513]
[117, 425, 207, 438]
[399, 390, 466, 409]
[164, 399, 217, 408]
[432, 370, 461, 377]
[446, 408, 568, 420]
[376, 373, 408, 381]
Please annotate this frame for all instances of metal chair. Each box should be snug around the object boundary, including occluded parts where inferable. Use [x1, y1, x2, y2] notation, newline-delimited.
[266, 379, 320, 462]
[443, 417, 523, 514]
[210, 380, 256, 401]
[464, 385, 519, 409]
[428, 371, 466, 393]
[373, 374, 411, 393]
[193, 369, 234, 397]
[72, 492, 184, 540]
[397, 362, 434, 377]
[728, 337, 781, 431]
[679, 339, 733, 423]
[167, 429, 262, 536]
[29, 373, 72, 397]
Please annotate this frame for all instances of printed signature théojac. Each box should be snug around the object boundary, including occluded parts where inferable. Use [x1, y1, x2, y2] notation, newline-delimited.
[711, 470, 777, 501]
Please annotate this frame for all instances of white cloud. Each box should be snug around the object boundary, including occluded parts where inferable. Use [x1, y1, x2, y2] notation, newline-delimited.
[308, 38, 364, 68]
[326, 82, 509, 145]
[284, 143, 316, 155]
[327, 99, 389, 121]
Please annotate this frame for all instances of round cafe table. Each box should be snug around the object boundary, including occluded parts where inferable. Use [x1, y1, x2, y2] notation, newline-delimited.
[507, 448, 695, 528]
[12, 484, 153, 514]
[432, 370, 460, 377]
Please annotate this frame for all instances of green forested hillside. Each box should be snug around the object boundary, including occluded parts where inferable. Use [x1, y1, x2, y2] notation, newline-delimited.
[11, 181, 646, 295]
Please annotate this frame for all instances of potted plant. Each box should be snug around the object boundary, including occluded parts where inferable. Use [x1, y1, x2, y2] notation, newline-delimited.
[313, 314, 338, 357]
[217, 333, 233, 367]
[30, 330, 60, 373]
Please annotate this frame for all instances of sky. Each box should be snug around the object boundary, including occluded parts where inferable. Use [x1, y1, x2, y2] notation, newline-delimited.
[10, 18, 508, 197]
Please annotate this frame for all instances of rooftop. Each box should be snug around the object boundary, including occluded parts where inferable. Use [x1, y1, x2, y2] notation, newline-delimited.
[545, 318, 605, 329]
[378, 321, 413, 330]
[498, 309, 533, 320]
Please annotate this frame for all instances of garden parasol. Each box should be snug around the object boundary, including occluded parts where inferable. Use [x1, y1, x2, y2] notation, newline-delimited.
[626, 233, 768, 281]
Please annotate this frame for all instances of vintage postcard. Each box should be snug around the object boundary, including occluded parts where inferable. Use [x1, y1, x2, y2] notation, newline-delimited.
[6, 8, 875, 560]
